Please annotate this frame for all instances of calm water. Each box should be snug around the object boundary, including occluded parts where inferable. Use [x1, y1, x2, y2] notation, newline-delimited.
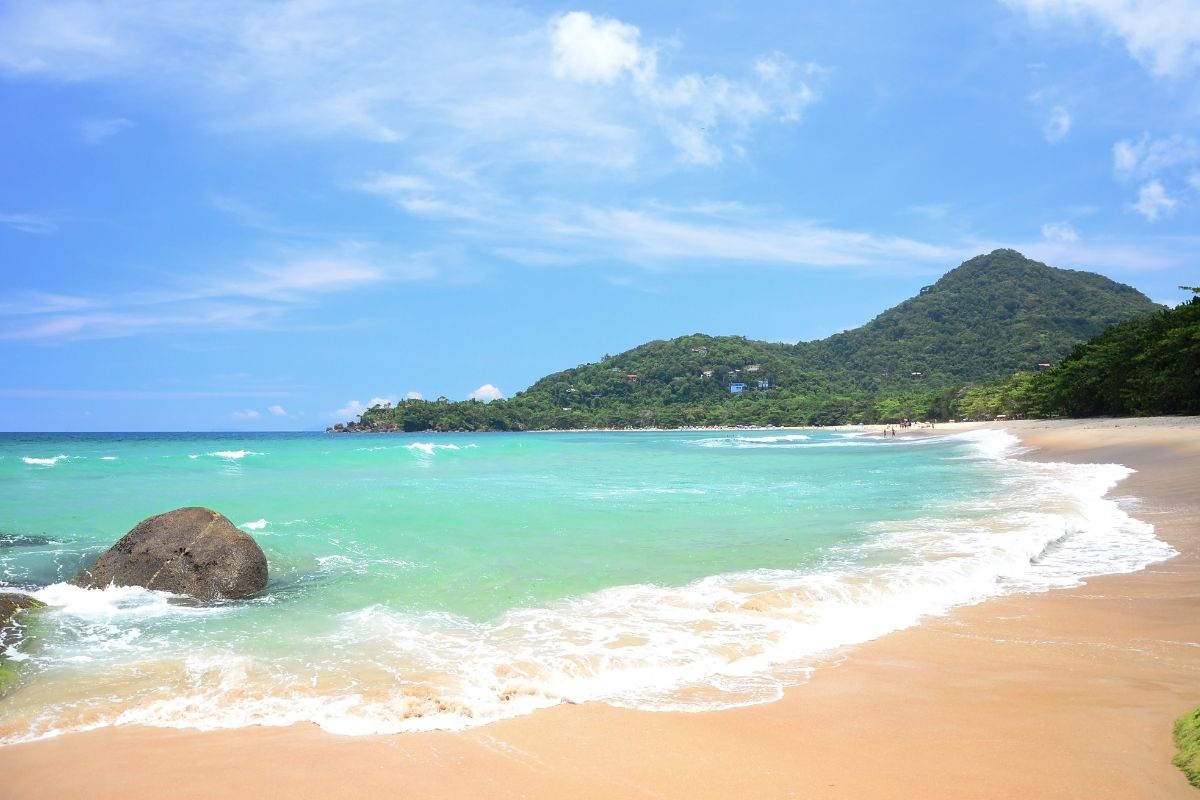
[0, 429, 1174, 740]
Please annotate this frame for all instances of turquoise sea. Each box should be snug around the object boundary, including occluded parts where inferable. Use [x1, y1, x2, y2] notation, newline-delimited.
[0, 429, 1174, 741]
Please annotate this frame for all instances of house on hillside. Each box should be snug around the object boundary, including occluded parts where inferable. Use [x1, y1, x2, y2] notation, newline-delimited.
[730, 382, 747, 393]
[745, 364, 761, 372]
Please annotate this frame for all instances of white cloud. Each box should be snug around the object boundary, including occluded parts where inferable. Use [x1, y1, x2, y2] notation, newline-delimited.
[468, 383, 504, 402]
[359, 173, 483, 220]
[405, 391, 424, 400]
[1131, 180, 1175, 221]
[550, 206, 966, 268]
[333, 395, 398, 419]
[1013, 235, 1188, 270]
[1112, 134, 1200, 180]
[267, 404, 287, 416]
[79, 116, 132, 144]
[1041, 221, 1079, 242]
[0, 248, 427, 341]
[1004, 0, 1200, 77]
[334, 400, 367, 419]
[550, 12, 645, 84]
[1191, 172, 1200, 190]
[231, 409, 260, 420]
[1043, 104, 1071, 142]
[0, 212, 55, 234]
[0, 3, 820, 172]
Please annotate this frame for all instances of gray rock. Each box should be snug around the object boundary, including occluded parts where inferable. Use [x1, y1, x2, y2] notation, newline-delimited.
[73, 507, 267, 600]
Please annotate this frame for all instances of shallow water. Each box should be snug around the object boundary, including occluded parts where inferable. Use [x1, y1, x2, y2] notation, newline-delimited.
[0, 429, 1174, 741]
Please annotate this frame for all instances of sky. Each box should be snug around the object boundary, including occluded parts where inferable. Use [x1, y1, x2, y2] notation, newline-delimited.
[1, 0, 1198, 431]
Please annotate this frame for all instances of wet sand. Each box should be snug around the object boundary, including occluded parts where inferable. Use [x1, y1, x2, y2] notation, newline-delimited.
[2, 417, 1198, 798]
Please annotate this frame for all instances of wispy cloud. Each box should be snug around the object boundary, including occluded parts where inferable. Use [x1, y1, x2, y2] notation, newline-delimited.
[0, 248, 418, 341]
[0, 212, 55, 234]
[1113, 134, 1200, 180]
[1013, 232, 1190, 270]
[230, 409, 260, 420]
[542, 205, 967, 269]
[0, 3, 820, 172]
[1003, 0, 1200, 77]
[1043, 104, 1071, 142]
[0, 388, 291, 400]
[267, 404, 287, 416]
[78, 116, 132, 143]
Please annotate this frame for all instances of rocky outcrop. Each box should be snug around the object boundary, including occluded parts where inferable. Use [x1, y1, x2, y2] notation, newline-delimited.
[327, 419, 403, 433]
[73, 507, 268, 601]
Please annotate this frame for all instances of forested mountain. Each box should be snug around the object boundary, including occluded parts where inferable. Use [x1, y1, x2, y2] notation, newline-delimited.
[801, 248, 1160, 389]
[335, 250, 1163, 431]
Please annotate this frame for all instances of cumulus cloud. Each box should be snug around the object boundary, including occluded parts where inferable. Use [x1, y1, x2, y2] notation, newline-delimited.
[550, 11, 646, 84]
[1004, 0, 1200, 77]
[1041, 221, 1079, 242]
[267, 404, 287, 416]
[468, 383, 504, 402]
[405, 391, 424, 400]
[1131, 180, 1175, 221]
[547, 11, 822, 166]
[231, 409, 260, 420]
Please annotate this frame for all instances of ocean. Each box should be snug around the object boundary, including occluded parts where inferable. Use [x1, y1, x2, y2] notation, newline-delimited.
[0, 428, 1174, 743]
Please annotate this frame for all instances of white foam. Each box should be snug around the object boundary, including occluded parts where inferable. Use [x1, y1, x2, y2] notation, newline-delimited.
[99, 456, 118, 461]
[208, 450, 264, 460]
[406, 443, 461, 456]
[33, 582, 188, 617]
[22, 455, 68, 466]
[240, 519, 268, 531]
[693, 434, 812, 449]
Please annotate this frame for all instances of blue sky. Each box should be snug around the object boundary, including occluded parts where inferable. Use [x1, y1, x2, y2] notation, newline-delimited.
[1, 1, 1198, 431]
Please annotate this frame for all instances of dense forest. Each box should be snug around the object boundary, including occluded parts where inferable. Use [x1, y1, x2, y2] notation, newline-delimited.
[330, 250, 1181, 432]
[958, 287, 1199, 420]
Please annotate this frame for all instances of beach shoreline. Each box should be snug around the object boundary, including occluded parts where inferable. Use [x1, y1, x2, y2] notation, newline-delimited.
[2, 417, 1197, 798]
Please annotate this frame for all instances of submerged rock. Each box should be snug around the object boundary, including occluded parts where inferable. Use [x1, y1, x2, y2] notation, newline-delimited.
[73, 507, 268, 601]
[0, 592, 45, 695]
[0, 592, 44, 648]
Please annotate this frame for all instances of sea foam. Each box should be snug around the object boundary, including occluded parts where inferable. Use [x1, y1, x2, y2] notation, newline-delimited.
[22, 455, 69, 466]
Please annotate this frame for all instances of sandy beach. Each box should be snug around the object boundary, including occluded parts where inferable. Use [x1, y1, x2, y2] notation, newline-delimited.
[2, 417, 1197, 799]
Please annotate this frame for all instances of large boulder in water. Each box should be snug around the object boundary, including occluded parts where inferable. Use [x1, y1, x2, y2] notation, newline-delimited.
[73, 507, 267, 600]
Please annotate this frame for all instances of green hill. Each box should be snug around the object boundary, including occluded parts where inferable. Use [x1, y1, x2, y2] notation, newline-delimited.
[338, 249, 1161, 431]
[803, 248, 1160, 389]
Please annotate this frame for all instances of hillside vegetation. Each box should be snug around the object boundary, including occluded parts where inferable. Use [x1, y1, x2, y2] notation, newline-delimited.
[335, 249, 1165, 431]
[960, 287, 1199, 419]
